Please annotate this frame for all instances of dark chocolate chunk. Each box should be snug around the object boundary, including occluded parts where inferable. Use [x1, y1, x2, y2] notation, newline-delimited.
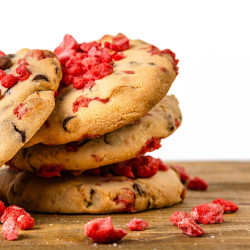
[33, 75, 49, 82]
[129, 61, 138, 65]
[147, 200, 151, 209]
[169, 126, 174, 132]
[104, 134, 110, 145]
[55, 67, 60, 75]
[90, 188, 95, 197]
[7, 54, 15, 59]
[4, 86, 13, 95]
[148, 62, 155, 65]
[77, 138, 92, 147]
[13, 124, 26, 143]
[0, 56, 12, 70]
[133, 183, 145, 196]
[84, 200, 92, 208]
[62, 116, 76, 132]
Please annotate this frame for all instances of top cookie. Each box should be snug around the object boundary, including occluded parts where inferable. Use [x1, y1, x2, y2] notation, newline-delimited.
[0, 49, 62, 167]
[25, 34, 179, 146]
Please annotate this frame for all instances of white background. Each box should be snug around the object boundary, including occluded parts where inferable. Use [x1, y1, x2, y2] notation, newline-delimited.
[1, 0, 250, 161]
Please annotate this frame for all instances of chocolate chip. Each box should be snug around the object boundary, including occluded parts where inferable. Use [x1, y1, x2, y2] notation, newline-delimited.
[133, 183, 145, 196]
[55, 67, 60, 75]
[62, 116, 76, 132]
[148, 62, 155, 65]
[0, 56, 12, 70]
[169, 126, 174, 132]
[77, 138, 92, 147]
[104, 134, 110, 145]
[4, 87, 13, 95]
[7, 54, 15, 59]
[84, 200, 92, 208]
[13, 124, 26, 143]
[90, 188, 95, 197]
[129, 61, 138, 64]
[33, 75, 49, 82]
[147, 200, 151, 209]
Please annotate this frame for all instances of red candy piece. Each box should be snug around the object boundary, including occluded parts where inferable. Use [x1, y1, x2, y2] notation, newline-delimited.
[0, 201, 6, 217]
[175, 118, 180, 128]
[1, 205, 28, 224]
[177, 218, 205, 237]
[79, 41, 101, 52]
[212, 198, 239, 213]
[1, 74, 18, 88]
[54, 34, 78, 56]
[14, 103, 30, 120]
[149, 46, 179, 74]
[55, 34, 130, 91]
[112, 164, 134, 179]
[112, 52, 125, 61]
[65, 142, 79, 152]
[17, 214, 35, 230]
[62, 74, 74, 86]
[113, 189, 136, 212]
[105, 34, 130, 52]
[132, 156, 159, 178]
[84, 217, 127, 243]
[72, 77, 95, 90]
[0, 51, 6, 56]
[169, 211, 189, 226]
[190, 203, 224, 224]
[2, 218, 18, 241]
[89, 63, 113, 80]
[122, 70, 135, 74]
[85, 156, 167, 179]
[112, 156, 162, 179]
[37, 164, 64, 177]
[171, 165, 190, 183]
[0, 69, 6, 80]
[137, 137, 161, 156]
[81, 57, 100, 70]
[16, 62, 31, 81]
[57, 49, 77, 66]
[72, 96, 109, 113]
[126, 218, 148, 231]
[158, 160, 169, 171]
[187, 177, 208, 191]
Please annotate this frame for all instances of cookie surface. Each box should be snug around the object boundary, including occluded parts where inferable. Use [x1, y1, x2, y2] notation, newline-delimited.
[25, 34, 178, 146]
[0, 49, 62, 167]
[0, 166, 184, 213]
[10, 95, 182, 172]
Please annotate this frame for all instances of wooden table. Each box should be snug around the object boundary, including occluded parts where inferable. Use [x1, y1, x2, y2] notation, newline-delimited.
[1, 162, 250, 249]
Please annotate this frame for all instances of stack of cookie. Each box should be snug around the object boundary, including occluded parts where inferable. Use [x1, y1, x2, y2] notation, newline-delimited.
[0, 34, 184, 214]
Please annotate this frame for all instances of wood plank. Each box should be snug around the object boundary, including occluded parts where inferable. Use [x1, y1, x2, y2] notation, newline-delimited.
[1, 162, 250, 249]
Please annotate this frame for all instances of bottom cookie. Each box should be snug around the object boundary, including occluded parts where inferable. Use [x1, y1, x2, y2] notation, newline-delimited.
[0, 167, 184, 214]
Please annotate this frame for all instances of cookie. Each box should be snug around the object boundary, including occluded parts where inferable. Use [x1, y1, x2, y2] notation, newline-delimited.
[0, 166, 184, 213]
[0, 49, 62, 166]
[9, 95, 182, 173]
[25, 34, 179, 146]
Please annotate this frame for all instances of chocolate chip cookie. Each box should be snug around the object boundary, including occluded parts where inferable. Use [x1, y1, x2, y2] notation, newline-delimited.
[0, 166, 184, 213]
[9, 95, 182, 173]
[25, 34, 179, 146]
[0, 49, 62, 167]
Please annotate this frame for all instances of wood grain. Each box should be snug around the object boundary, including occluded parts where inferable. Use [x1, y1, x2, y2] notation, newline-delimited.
[0, 162, 250, 249]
